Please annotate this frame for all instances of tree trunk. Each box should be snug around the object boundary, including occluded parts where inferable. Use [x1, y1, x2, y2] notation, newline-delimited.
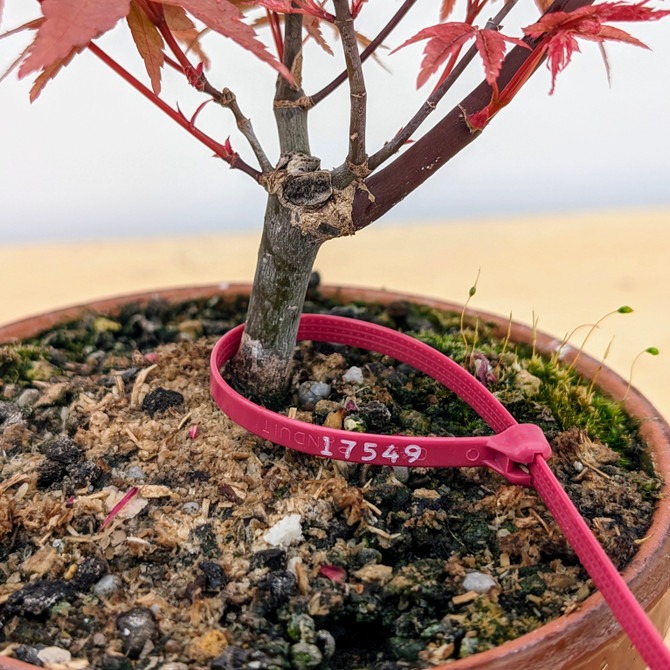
[229, 194, 321, 406]
[229, 13, 325, 405]
[228, 0, 599, 404]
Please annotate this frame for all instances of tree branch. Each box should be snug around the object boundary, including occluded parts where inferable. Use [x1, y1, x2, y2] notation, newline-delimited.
[333, 0, 367, 167]
[274, 12, 310, 155]
[220, 88, 273, 172]
[367, 0, 521, 172]
[310, 0, 418, 107]
[141, 0, 272, 172]
[350, 0, 597, 231]
[88, 43, 261, 180]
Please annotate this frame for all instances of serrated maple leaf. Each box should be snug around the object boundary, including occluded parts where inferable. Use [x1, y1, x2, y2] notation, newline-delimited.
[248, 0, 334, 22]
[164, 3, 195, 30]
[440, 0, 458, 21]
[19, 0, 131, 79]
[156, 0, 294, 83]
[0, 19, 43, 87]
[30, 45, 85, 101]
[395, 23, 476, 88]
[164, 6, 211, 68]
[303, 14, 334, 56]
[395, 22, 528, 89]
[475, 29, 529, 85]
[127, 1, 165, 95]
[523, 1, 670, 93]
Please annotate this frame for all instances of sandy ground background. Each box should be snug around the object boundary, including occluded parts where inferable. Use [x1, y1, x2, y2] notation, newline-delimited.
[1, 205, 670, 657]
[2, 206, 669, 419]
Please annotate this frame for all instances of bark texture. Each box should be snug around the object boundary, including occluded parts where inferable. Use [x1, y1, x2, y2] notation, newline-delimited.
[230, 193, 322, 405]
[230, 13, 325, 403]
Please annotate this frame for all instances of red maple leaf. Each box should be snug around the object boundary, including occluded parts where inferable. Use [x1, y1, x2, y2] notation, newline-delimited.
[30, 45, 85, 101]
[475, 29, 529, 86]
[395, 23, 476, 88]
[19, 0, 131, 78]
[395, 22, 528, 89]
[164, 5, 211, 69]
[523, 1, 670, 92]
[248, 0, 334, 22]
[303, 14, 335, 56]
[127, 0, 165, 95]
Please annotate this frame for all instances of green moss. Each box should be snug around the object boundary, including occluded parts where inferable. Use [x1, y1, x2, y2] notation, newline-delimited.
[518, 568, 547, 596]
[389, 636, 424, 661]
[414, 316, 649, 472]
[526, 355, 644, 468]
[460, 514, 494, 550]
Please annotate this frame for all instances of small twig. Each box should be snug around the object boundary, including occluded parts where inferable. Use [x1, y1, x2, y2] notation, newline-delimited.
[130, 363, 157, 408]
[141, 0, 272, 172]
[177, 411, 194, 431]
[220, 88, 273, 172]
[582, 459, 611, 479]
[310, 0, 419, 106]
[362, 499, 383, 516]
[367, 0, 521, 171]
[0, 472, 29, 494]
[88, 44, 261, 179]
[333, 0, 367, 167]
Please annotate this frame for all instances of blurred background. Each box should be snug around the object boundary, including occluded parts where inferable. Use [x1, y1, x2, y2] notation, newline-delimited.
[1, 0, 669, 418]
[2, 1, 669, 242]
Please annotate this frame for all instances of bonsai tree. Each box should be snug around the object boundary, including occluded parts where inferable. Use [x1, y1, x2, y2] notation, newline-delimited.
[2, 0, 668, 404]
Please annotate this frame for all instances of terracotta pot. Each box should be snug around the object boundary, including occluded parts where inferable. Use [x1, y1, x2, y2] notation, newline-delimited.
[1, 283, 669, 670]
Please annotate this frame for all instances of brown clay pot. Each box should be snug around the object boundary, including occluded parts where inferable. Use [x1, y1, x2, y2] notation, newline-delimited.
[1, 283, 669, 670]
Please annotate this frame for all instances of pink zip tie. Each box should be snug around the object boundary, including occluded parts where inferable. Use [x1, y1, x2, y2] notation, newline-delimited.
[210, 313, 670, 669]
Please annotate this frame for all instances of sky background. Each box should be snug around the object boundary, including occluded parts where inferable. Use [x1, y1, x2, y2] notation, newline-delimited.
[1, 0, 669, 245]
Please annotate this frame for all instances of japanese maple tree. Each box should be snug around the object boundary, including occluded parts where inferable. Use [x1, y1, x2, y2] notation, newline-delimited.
[2, 0, 668, 402]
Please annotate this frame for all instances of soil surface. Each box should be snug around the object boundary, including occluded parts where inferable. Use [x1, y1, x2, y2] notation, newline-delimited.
[0, 289, 661, 669]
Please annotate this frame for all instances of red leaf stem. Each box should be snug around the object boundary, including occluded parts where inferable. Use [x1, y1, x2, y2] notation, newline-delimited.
[266, 9, 284, 62]
[87, 42, 260, 179]
[319, 564, 347, 582]
[466, 42, 545, 129]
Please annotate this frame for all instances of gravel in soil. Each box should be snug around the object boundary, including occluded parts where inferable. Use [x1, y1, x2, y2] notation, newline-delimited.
[0, 290, 661, 669]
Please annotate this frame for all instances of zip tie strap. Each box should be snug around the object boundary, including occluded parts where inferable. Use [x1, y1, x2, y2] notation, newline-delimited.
[210, 315, 549, 485]
[531, 456, 670, 670]
[210, 312, 670, 669]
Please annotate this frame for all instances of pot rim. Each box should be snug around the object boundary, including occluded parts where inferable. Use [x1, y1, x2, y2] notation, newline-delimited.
[0, 282, 668, 670]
